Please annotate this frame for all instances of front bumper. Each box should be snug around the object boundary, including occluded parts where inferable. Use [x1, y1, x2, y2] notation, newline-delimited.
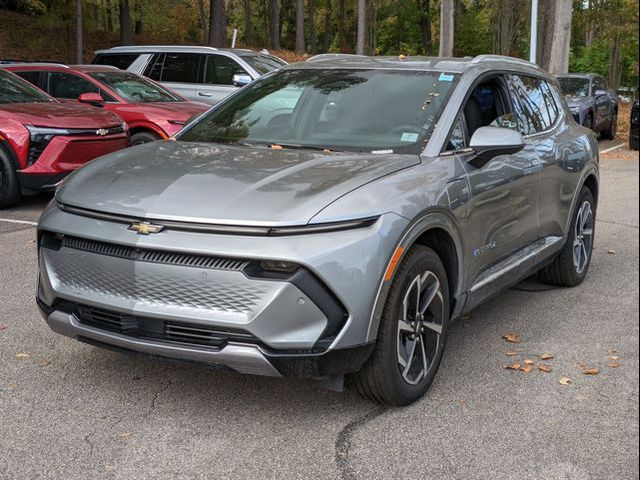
[36, 204, 408, 376]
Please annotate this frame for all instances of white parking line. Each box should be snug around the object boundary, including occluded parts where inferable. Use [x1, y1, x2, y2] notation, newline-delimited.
[0, 218, 38, 226]
[600, 143, 626, 154]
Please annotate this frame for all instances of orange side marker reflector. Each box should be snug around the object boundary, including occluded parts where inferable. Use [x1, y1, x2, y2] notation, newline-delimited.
[384, 246, 405, 282]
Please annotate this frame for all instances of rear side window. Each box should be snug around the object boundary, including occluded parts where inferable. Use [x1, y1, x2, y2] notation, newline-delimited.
[158, 53, 202, 84]
[48, 72, 101, 100]
[204, 55, 249, 85]
[14, 71, 44, 90]
[93, 54, 139, 70]
[509, 75, 559, 135]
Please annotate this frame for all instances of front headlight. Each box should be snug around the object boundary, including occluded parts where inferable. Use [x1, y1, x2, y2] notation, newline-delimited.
[25, 126, 71, 167]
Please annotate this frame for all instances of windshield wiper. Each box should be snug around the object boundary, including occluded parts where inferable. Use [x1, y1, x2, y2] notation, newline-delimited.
[269, 142, 345, 153]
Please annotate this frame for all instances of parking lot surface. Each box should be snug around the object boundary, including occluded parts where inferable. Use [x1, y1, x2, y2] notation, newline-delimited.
[0, 151, 638, 480]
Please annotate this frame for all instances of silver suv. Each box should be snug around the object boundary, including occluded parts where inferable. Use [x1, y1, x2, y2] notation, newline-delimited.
[37, 55, 599, 405]
[92, 46, 287, 105]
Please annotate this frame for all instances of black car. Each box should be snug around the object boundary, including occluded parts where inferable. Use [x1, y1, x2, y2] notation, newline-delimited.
[631, 99, 639, 150]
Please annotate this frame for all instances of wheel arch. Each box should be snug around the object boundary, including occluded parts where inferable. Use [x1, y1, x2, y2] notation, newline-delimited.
[127, 122, 167, 140]
[366, 210, 466, 343]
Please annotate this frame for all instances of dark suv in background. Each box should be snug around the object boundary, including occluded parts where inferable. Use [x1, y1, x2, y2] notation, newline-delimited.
[557, 73, 618, 139]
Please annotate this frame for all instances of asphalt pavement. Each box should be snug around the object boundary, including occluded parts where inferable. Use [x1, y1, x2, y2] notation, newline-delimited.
[0, 151, 638, 480]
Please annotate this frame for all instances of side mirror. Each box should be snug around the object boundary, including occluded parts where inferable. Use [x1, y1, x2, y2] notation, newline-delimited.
[594, 89, 608, 97]
[468, 126, 525, 168]
[232, 74, 252, 87]
[78, 92, 105, 107]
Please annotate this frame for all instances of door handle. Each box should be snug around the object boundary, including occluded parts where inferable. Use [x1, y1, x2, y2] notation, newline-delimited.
[198, 92, 213, 97]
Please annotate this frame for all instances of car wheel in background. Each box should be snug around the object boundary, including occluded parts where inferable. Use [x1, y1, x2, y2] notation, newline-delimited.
[353, 245, 450, 406]
[583, 113, 594, 132]
[602, 111, 618, 140]
[631, 136, 639, 151]
[538, 187, 595, 287]
[130, 131, 161, 146]
[0, 146, 21, 209]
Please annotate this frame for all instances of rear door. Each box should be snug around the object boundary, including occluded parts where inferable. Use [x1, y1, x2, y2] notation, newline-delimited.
[592, 76, 611, 129]
[198, 54, 249, 105]
[145, 53, 203, 102]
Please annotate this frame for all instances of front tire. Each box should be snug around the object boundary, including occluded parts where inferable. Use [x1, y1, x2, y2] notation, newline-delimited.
[538, 187, 595, 287]
[602, 111, 618, 140]
[130, 131, 161, 146]
[0, 146, 21, 209]
[354, 246, 450, 406]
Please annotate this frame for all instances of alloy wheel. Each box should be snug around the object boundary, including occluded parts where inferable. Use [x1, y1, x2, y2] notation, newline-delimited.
[573, 200, 594, 274]
[397, 271, 444, 385]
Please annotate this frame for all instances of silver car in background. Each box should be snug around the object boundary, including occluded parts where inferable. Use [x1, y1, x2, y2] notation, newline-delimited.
[92, 46, 287, 105]
[37, 55, 599, 405]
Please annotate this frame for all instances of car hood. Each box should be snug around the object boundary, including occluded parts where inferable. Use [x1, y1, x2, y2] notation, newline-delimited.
[0, 102, 122, 128]
[564, 96, 591, 109]
[122, 101, 210, 120]
[56, 141, 420, 225]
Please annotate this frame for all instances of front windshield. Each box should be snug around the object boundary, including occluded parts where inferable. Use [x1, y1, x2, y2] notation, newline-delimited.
[178, 68, 459, 153]
[0, 69, 53, 104]
[89, 71, 181, 103]
[240, 54, 287, 75]
[558, 77, 590, 97]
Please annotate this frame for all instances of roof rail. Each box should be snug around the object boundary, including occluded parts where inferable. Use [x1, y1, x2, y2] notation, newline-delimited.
[306, 53, 369, 63]
[471, 54, 538, 67]
[72, 64, 120, 69]
[1, 62, 70, 68]
[99, 45, 219, 52]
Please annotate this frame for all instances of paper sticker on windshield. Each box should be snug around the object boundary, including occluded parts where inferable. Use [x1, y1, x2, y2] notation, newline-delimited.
[439, 73, 455, 82]
[401, 133, 419, 143]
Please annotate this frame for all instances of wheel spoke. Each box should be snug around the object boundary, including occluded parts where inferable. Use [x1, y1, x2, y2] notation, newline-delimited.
[398, 319, 413, 333]
[419, 337, 429, 380]
[582, 227, 593, 237]
[419, 275, 440, 316]
[423, 320, 443, 335]
[402, 338, 418, 377]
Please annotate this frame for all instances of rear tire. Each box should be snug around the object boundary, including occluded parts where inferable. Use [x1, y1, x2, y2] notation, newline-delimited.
[602, 111, 618, 140]
[353, 245, 450, 406]
[538, 187, 595, 287]
[583, 113, 594, 132]
[130, 131, 161, 146]
[630, 135, 639, 151]
[0, 146, 21, 209]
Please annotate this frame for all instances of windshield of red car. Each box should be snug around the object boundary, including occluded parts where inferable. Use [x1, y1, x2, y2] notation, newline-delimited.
[178, 68, 459, 154]
[0, 69, 54, 104]
[558, 77, 590, 97]
[89, 71, 181, 103]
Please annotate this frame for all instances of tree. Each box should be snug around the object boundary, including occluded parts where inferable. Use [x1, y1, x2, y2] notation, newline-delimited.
[417, 0, 432, 55]
[308, 0, 317, 53]
[548, 0, 572, 73]
[119, 0, 132, 45]
[208, 0, 226, 47]
[492, 0, 525, 56]
[295, 0, 305, 53]
[76, 0, 83, 63]
[269, 0, 281, 49]
[323, 0, 333, 52]
[356, 0, 366, 54]
[198, 0, 208, 43]
[439, 0, 454, 56]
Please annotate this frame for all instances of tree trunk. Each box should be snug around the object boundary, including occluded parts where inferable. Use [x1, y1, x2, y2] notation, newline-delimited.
[76, 0, 83, 64]
[356, 0, 366, 55]
[536, 0, 554, 69]
[269, 0, 281, 49]
[198, 0, 208, 43]
[242, 0, 252, 45]
[208, 0, 227, 47]
[308, 0, 317, 54]
[119, 0, 132, 45]
[439, 0, 454, 57]
[608, 33, 622, 90]
[295, 0, 305, 53]
[323, 0, 333, 52]
[417, 0, 432, 55]
[338, 0, 347, 52]
[547, 0, 572, 74]
[492, 0, 523, 56]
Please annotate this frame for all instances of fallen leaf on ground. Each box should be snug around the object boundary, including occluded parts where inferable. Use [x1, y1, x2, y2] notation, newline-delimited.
[524, 359, 535, 366]
[119, 432, 134, 438]
[40, 359, 51, 367]
[502, 333, 521, 343]
[15, 353, 30, 360]
[608, 349, 618, 354]
[0, 324, 8, 331]
[461, 313, 472, 321]
[519, 365, 534, 373]
[539, 365, 553, 373]
[559, 377, 572, 385]
[608, 363, 621, 368]
[609, 356, 619, 361]
[503, 362, 521, 371]
[607, 250, 616, 255]
[540, 353, 554, 360]
[506, 351, 518, 356]
[583, 368, 599, 375]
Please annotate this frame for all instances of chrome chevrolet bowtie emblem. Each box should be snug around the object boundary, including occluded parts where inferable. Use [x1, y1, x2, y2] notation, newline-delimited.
[128, 222, 164, 235]
[96, 128, 109, 136]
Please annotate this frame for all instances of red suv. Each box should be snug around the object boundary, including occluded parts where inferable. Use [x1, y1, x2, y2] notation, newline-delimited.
[3, 64, 210, 145]
[0, 69, 129, 208]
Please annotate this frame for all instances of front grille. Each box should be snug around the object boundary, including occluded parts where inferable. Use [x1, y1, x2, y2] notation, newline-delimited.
[62, 302, 257, 349]
[60, 235, 248, 272]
